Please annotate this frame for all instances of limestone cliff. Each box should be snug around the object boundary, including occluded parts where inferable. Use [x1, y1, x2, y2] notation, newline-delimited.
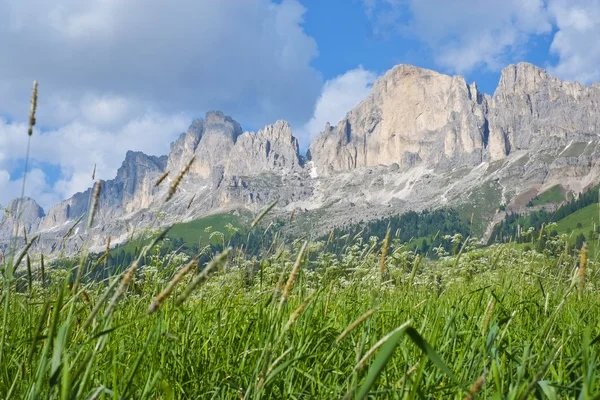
[185, 111, 242, 179]
[38, 151, 167, 231]
[308, 65, 489, 175]
[488, 62, 600, 154]
[225, 120, 302, 177]
[308, 62, 600, 175]
[0, 197, 45, 238]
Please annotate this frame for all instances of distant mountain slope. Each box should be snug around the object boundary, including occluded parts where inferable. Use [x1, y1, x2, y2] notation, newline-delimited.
[489, 184, 600, 249]
[3, 62, 600, 257]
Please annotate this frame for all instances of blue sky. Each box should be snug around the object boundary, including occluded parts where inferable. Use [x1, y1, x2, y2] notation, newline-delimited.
[0, 0, 599, 210]
[300, 0, 559, 94]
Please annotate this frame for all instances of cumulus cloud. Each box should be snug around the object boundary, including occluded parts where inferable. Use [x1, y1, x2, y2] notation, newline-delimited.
[547, 0, 600, 84]
[0, 168, 59, 212]
[0, 0, 321, 127]
[296, 67, 378, 148]
[363, 0, 552, 73]
[0, 104, 189, 210]
[0, 0, 323, 210]
[362, 0, 600, 84]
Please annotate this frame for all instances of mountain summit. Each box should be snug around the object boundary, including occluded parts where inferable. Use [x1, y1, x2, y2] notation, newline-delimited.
[3, 62, 600, 255]
[309, 62, 600, 174]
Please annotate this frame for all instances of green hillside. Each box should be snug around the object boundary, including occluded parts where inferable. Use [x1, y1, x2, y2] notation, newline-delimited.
[106, 211, 248, 269]
[527, 184, 567, 207]
[553, 203, 600, 253]
[555, 203, 600, 234]
[168, 212, 244, 247]
[490, 184, 600, 250]
[323, 208, 472, 257]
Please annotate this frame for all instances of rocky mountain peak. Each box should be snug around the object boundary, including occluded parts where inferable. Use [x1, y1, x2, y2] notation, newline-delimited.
[495, 62, 551, 96]
[117, 151, 167, 180]
[205, 110, 242, 130]
[0, 197, 45, 237]
[225, 120, 302, 176]
[489, 62, 600, 151]
[309, 64, 488, 175]
[114, 151, 168, 209]
[178, 111, 243, 179]
[203, 110, 244, 143]
[181, 117, 205, 147]
[6, 197, 44, 216]
[260, 120, 294, 142]
[167, 118, 205, 174]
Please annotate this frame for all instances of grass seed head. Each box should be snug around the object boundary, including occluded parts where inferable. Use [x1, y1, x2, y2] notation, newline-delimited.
[464, 370, 488, 400]
[165, 157, 195, 202]
[327, 231, 334, 246]
[481, 296, 495, 337]
[148, 257, 198, 314]
[104, 261, 139, 318]
[175, 249, 230, 306]
[577, 242, 588, 292]
[155, 171, 169, 187]
[282, 291, 317, 333]
[280, 241, 308, 308]
[187, 194, 196, 210]
[28, 81, 38, 136]
[87, 180, 102, 229]
[272, 263, 288, 302]
[251, 200, 278, 228]
[379, 228, 391, 279]
[336, 308, 378, 343]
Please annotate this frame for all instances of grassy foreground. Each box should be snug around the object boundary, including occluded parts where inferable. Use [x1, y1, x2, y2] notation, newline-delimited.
[1, 81, 599, 399]
[1, 229, 599, 399]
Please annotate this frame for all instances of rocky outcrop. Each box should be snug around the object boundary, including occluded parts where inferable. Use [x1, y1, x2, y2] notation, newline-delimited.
[309, 62, 600, 175]
[166, 111, 243, 181]
[38, 150, 167, 231]
[0, 197, 45, 238]
[308, 65, 489, 175]
[189, 111, 242, 179]
[225, 120, 302, 176]
[167, 113, 301, 181]
[39, 191, 91, 230]
[115, 151, 168, 212]
[0, 110, 310, 254]
[166, 118, 204, 174]
[488, 63, 600, 153]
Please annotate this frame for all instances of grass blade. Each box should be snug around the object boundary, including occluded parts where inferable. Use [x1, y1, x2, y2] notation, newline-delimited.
[405, 326, 457, 382]
[354, 321, 411, 400]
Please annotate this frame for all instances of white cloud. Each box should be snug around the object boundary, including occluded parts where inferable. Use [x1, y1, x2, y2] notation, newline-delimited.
[547, 0, 600, 84]
[0, 0, 324, 211]
[0, 0, 321, 128]
[0, 104, 189, 209]
[296, 67, 378, 147]
[0, 168, 59, 212]
[80, 95, 141, 128]
[363, 0, 552, 73]
[32, 109, 190, 197]
[363, 0, 600, 83]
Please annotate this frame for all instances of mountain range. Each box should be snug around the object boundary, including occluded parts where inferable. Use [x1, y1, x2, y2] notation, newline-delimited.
[3, 62, 600, 256]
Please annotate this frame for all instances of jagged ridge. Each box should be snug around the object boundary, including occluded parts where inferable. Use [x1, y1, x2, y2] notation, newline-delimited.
[3, 62, 600, 255]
